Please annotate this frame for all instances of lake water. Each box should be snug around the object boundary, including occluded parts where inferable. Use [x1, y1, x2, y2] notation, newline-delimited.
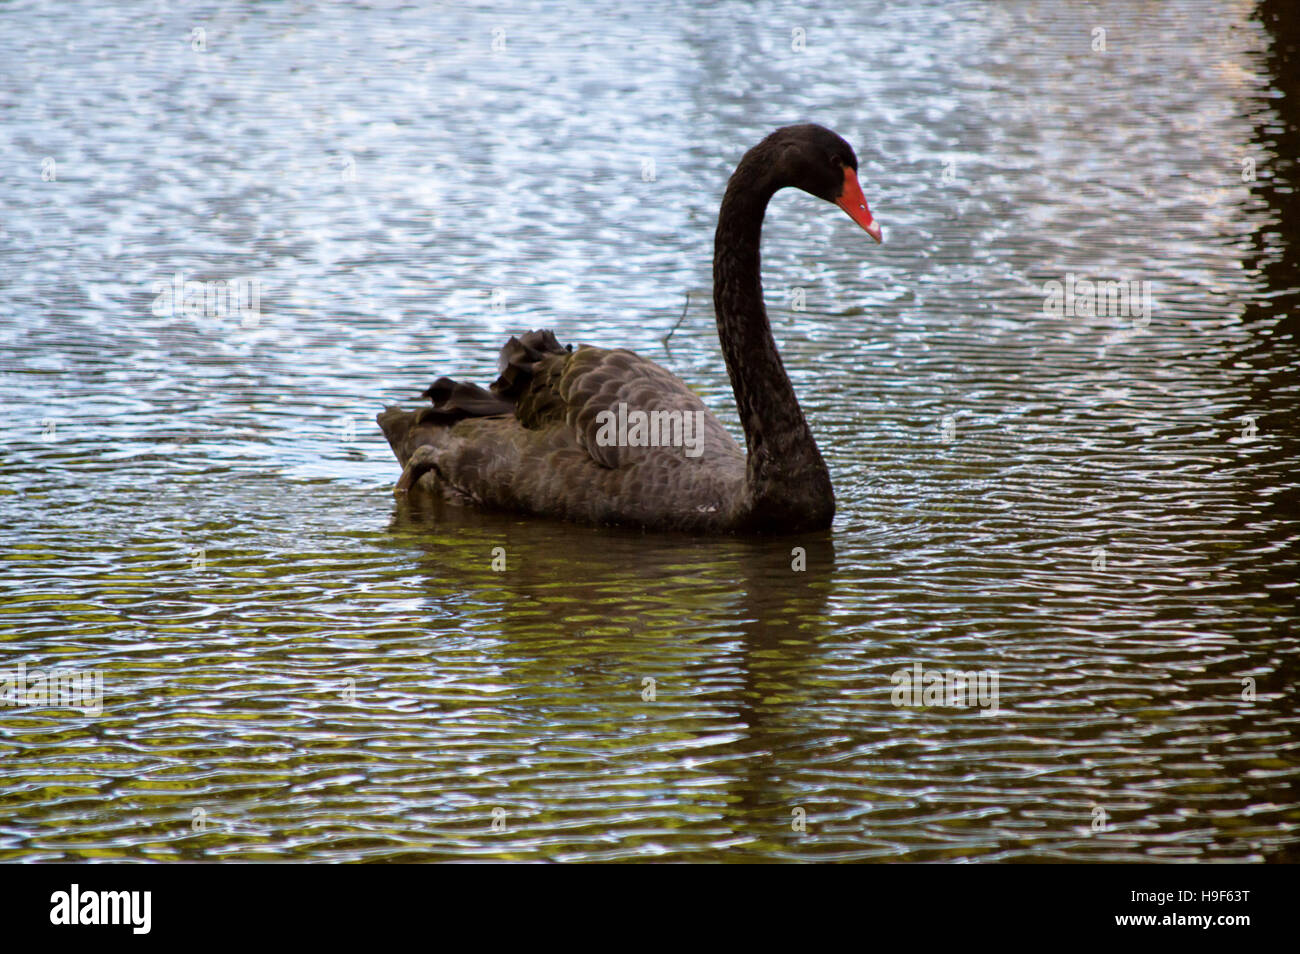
[1, 0, 1297, 861]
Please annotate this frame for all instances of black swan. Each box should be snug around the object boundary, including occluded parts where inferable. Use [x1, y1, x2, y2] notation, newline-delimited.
[377, 124, 881, 533]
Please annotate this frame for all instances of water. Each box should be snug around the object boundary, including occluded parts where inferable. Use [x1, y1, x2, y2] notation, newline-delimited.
[1, 0, 1297, 861]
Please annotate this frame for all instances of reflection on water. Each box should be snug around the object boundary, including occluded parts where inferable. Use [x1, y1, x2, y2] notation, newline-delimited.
[0, 0, 1297, 861]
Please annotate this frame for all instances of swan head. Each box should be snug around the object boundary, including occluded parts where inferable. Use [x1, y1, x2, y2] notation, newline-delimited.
[765, 123, 882, 243]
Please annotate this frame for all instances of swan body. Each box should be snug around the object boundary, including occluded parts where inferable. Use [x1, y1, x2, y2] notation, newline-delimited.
[377, 124, 881, 534]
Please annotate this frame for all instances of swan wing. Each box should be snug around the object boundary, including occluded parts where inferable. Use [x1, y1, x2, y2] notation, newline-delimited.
[493, 332, 739, 469]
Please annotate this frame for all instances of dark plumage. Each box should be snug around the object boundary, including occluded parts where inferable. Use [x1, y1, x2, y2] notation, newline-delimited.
[377, 124, 882, 533]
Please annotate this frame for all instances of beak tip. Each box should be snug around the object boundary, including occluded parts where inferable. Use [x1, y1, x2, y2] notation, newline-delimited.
[837, 166, 882, 245]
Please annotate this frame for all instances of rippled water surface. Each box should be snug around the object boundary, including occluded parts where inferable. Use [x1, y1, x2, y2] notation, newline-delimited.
[2, 0, 1298, 861]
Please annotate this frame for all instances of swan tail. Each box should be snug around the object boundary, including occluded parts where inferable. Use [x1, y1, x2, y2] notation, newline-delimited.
[377, 329, 571, 492]
[377, 379, 503, 460]
[379, 376, 513, 458]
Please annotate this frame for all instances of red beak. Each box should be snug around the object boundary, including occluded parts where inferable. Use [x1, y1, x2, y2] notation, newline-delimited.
[836, 167, 882, 243]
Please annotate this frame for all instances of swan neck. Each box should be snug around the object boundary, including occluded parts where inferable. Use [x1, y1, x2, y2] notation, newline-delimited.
[712, 157, 833, 529]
